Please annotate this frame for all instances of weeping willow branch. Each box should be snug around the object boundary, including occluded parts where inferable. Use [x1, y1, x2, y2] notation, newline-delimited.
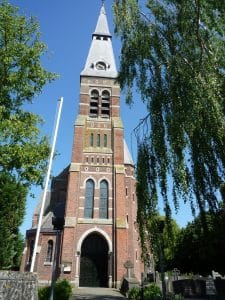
[114, 0, 225, 219]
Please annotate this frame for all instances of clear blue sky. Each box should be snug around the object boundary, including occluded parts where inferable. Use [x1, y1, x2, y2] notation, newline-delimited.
[9, 0, 193, 234]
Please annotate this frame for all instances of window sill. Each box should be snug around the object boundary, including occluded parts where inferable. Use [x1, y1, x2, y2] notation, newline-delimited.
[44, 262, 53, 266]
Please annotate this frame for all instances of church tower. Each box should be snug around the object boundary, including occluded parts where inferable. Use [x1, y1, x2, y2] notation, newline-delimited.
[61, 4, 142, 287]
[21, 4, 143, 288]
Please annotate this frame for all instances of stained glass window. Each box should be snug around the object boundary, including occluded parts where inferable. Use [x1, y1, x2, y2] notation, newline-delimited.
[99, 180, 108, 218]
[46, 240, 53, 262]
[84, 179, 94, 218]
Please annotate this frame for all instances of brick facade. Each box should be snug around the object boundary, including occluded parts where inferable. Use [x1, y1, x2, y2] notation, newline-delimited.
[21, 5, 143, 288]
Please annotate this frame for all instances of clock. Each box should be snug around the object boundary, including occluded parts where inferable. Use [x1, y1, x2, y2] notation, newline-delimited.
[96, 61, 106, 70]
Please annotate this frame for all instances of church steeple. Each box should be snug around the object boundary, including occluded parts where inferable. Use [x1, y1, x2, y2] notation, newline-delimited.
[81, 4, 117, 78]
[93, 4, 111, 37]
[21, 3, 143, 288]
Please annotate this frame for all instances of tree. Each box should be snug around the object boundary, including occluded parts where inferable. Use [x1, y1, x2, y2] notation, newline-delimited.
[0, 1, 56, 269]
[0, 172, 26, 269]
[113, 0, 225, 218]
[172, 207, 225, 275]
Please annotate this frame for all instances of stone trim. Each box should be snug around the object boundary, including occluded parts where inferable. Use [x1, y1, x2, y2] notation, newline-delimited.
[75, 115, 86, 126]
[77, 218, 113, 225]
[44, 262, 53, 266]
[64, 217, 76, 227]
[115, 165, 125, 174]
[69, 163, 81, 172]
[76, 227, 112, 252]
[83, 147, 113, 153]
[112, 117, 123, 128]
[116, 218, 127, 228]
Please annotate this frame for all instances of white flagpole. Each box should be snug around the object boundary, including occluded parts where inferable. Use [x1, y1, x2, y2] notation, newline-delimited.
[30, 97, 63, 273]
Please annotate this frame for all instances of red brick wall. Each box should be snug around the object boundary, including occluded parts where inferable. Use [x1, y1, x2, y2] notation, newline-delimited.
[23, 75, 144, 287]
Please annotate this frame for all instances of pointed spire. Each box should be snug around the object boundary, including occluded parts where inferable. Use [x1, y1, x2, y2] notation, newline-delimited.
[81, 4, 117, 78]
[93, 2, 111, 37]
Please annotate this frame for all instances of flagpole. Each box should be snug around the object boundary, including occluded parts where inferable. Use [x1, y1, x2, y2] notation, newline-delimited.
[30, 97, 63, 273]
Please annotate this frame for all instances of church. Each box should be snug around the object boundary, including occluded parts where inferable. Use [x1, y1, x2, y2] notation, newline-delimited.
[21, 4, 143, 288]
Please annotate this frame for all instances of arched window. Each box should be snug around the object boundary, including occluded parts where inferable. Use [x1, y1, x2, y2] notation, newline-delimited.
[97, 134, 101, 147]
[84, 179, 94, 218]
[90, 133, 94, 147]
[90, 89, 99, 117]
[101, 90, 110, 117]
[46, 240, 54, 262]
[99, 180, 108, 218]
[104, 134, 107, 147]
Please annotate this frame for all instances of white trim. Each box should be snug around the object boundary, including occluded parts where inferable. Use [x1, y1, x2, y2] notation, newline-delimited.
[82, 170, 112, 175]
[81, 176, 97, 188]
[77, 227, 112, 252]
[98, 177, 111, 189]
[89, 88, 101, 96]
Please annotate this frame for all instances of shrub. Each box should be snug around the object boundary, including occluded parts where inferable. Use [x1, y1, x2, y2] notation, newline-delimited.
[144, 283, 162, 300]
[128, 286, 141, 300]
[38, 286, 50, 300]
[54, 279, 73, 300]
[38, 279, 72, 300]
[167, 294, 184, 300]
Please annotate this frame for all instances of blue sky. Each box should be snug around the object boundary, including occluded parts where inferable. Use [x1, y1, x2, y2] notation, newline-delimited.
[8, 0, 193, 234]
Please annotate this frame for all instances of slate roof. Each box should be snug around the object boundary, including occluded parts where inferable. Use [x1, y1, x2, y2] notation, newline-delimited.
[124, 139, 134, 166]
[81, 4, 117, 78]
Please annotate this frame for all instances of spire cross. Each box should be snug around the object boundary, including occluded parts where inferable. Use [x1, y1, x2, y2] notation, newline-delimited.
[101, 0, 105, 6]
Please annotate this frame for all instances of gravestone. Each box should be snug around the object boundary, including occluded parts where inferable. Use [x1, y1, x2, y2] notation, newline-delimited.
[206, 277, 216, 296]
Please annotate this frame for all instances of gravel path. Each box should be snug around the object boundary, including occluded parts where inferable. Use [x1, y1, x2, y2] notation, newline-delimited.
[72, 287, 126, 300]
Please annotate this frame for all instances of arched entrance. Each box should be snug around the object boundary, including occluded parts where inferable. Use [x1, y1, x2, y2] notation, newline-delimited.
[79, 233, 109, 287]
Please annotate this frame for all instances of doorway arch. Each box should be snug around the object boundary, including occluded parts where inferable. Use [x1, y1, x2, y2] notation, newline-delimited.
[79, 232, 109, 287]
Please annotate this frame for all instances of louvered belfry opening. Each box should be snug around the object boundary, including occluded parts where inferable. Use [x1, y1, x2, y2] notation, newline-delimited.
[90, 89, 99, 117]
[101, 90, 110, 117]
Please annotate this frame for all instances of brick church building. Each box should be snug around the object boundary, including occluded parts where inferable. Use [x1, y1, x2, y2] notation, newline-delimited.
[21, 4, 143, 288]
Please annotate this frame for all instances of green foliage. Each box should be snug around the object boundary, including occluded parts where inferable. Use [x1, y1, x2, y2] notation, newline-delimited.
[128, 284, 162, 300]
[113, 0, 225, 218]
[128, 286, 141, 300]
[167, 294, 184, 300]
[0, 172, 26, 269]
[172, 207, 225, 275]
[0, 1, 56, 112]
[0, 1, 56, 186]
[38, 286, 50, 300]
[144, 283, 162, 300]
[0, 1, 56, 269]
[54, 279, 73, 300]
[0, 107, 50, 186]
[12, 231, 24, 270]
[174, 208, 225, 274]
[38, 280, 73, 300]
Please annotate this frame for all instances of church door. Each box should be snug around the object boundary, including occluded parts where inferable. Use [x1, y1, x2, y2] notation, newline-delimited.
[79, 233, 109, 287]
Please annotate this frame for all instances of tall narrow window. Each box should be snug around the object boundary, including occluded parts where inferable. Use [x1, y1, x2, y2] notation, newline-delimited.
[46, 240, 54, 262]
[90, 133, 94, 147]
[90, 89, 99, 117]
[101, 90, 110, 117]
[84, 179, 94, 218]
[28, 240, 34, 263]
[104, 134, 107, 147]
[99, 180, 108, 218]
[97, 134, 101, 147]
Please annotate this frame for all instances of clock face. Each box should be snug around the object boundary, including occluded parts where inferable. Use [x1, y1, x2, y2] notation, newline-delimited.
[96, 61, 106, 70]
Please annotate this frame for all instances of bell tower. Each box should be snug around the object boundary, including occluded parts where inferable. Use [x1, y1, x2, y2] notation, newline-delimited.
[60, 4, 143, 287]
[21, 4, 143, 288]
